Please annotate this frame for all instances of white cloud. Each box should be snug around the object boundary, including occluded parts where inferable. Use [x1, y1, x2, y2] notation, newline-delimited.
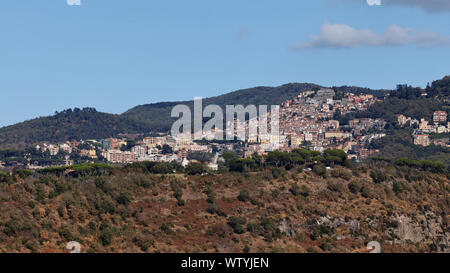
[293, 22, 450, 50]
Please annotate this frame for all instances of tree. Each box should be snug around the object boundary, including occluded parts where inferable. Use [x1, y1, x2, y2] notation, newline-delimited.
[161, 144, 173, 155]
[185, 162, 205, 175]
[228, 217, 247, 234]
[117, 192, 133, 205]
[238, 189, 250, 202]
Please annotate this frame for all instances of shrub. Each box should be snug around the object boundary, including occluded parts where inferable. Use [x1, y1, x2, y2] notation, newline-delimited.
[228, 217, 247, 234]
[370, 170, 387, 183]
[206, 204, 218, 214]
[4, 219, 20, 236]
[185, 162, 205, 175]
[360, 185, 371, 198]
[134, 234, 154, 252]
[205, 188, 216, 204]
[59, 226, 73, 241]
[348, 181, 361, 194]
[330, 168, 352, 180]
[327, 181, 344, 192]
[237, 189, 250, 202]
[160, 223, 174, 235]
[100, 228, 113, 246]
[300, 185, 311, 197]
[271, 189, 280, 198]
[116, 192, 133, 206]
[271, 168, 282, 179]
[14, 169, 33, 179]
[289, 184, 300, 196]
[243, 245, 250, 253]
[0, 171, 10, 183]
[150, 163, 172, 174]
[393, 181, 408, 195]
[395, 158, 446, 173]
[313, 165, 327, 177]
[170, 180, 185, 206]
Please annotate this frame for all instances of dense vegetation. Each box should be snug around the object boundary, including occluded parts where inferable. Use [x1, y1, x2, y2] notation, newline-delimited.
[367, 128, 450, 164]
[0, 108, 149, 149]
[337, 76, 449, 125]
[0, 158, 448, 253]
[0, 82, 382, 148]
[122, 83, 323, 132]
[337, 76, 450, 163]
[0, 75, 447, 156]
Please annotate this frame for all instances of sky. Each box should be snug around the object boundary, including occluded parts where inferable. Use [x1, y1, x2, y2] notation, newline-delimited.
[0, 0, 449, 127]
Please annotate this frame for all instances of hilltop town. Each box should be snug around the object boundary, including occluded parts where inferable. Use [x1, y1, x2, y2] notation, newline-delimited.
[1, 87, 448, 172]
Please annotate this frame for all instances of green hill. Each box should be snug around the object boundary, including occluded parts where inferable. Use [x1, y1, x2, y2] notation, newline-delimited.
[0, 83, 324, 148]
[340, 75, 450, 164]
[0, 76, 440, 149]
[0, 108, 150, 149]
[122, 83, 323, 132]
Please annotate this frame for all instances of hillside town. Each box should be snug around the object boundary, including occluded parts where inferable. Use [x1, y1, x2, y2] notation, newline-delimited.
[397, 110, 449, 147]
[1, 89, 448, 171]
[0, 89, 399, 170]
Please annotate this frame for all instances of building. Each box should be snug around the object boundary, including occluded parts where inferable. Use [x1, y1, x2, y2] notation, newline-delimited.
[419, 119, 431, 131]
[433, 111, 448, 123]
[207, 163, 219, 171]
[359, 149, 379, 160]
[132, 145, 147, 159]
[397, 114, 408, 126]
[59, 143, 73, 154]
[413, 134, 430, 147]
[143, 137, 155, 147]
[80, 149, 97, 159]
[349, 119, 360, 127]
[315, 89, 335, 101]
[325, 131, 345, 139]
[48, 145, 59, 156]
[103, 150, 135, 163]
[101, 139, 111, 150]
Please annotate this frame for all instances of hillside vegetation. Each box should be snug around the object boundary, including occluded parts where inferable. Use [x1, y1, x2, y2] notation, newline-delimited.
[0, 76, 447, 153]
[0, 82, 385, 148]
[122, 83, 323, 132]
[0, 108, 150, 149]
[339, 76, 450, 163]
[0, 161, 448, 253]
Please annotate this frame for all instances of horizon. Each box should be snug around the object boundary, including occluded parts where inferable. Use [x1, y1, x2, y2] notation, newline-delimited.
[1, 0, 449, 127]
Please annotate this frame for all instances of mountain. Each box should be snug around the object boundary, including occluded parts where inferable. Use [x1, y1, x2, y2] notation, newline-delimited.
[0, 83, 325, 148]
[337, 76, 450, 164]
[122, 83, 324, 132]
[0, 161, 448, 253]
[0, 108, 150, 149]
[0, 79, 418, 148]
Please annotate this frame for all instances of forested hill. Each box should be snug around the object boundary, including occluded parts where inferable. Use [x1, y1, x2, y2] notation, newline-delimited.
[0, 77, 430, 149]
[0, 108, 150, 149]
[337, 75, 450, 124]
[0, 83, 325, 148]
[336, 75, 450, 164]
[122, 83, 324, 132]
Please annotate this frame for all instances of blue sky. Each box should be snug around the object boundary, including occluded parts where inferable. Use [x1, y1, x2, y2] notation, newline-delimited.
[0, 0, 449, 127]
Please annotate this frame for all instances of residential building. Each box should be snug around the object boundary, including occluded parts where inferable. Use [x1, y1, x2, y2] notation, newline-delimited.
[413, 134, 430, 147]
[433, 111, 448, 123]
